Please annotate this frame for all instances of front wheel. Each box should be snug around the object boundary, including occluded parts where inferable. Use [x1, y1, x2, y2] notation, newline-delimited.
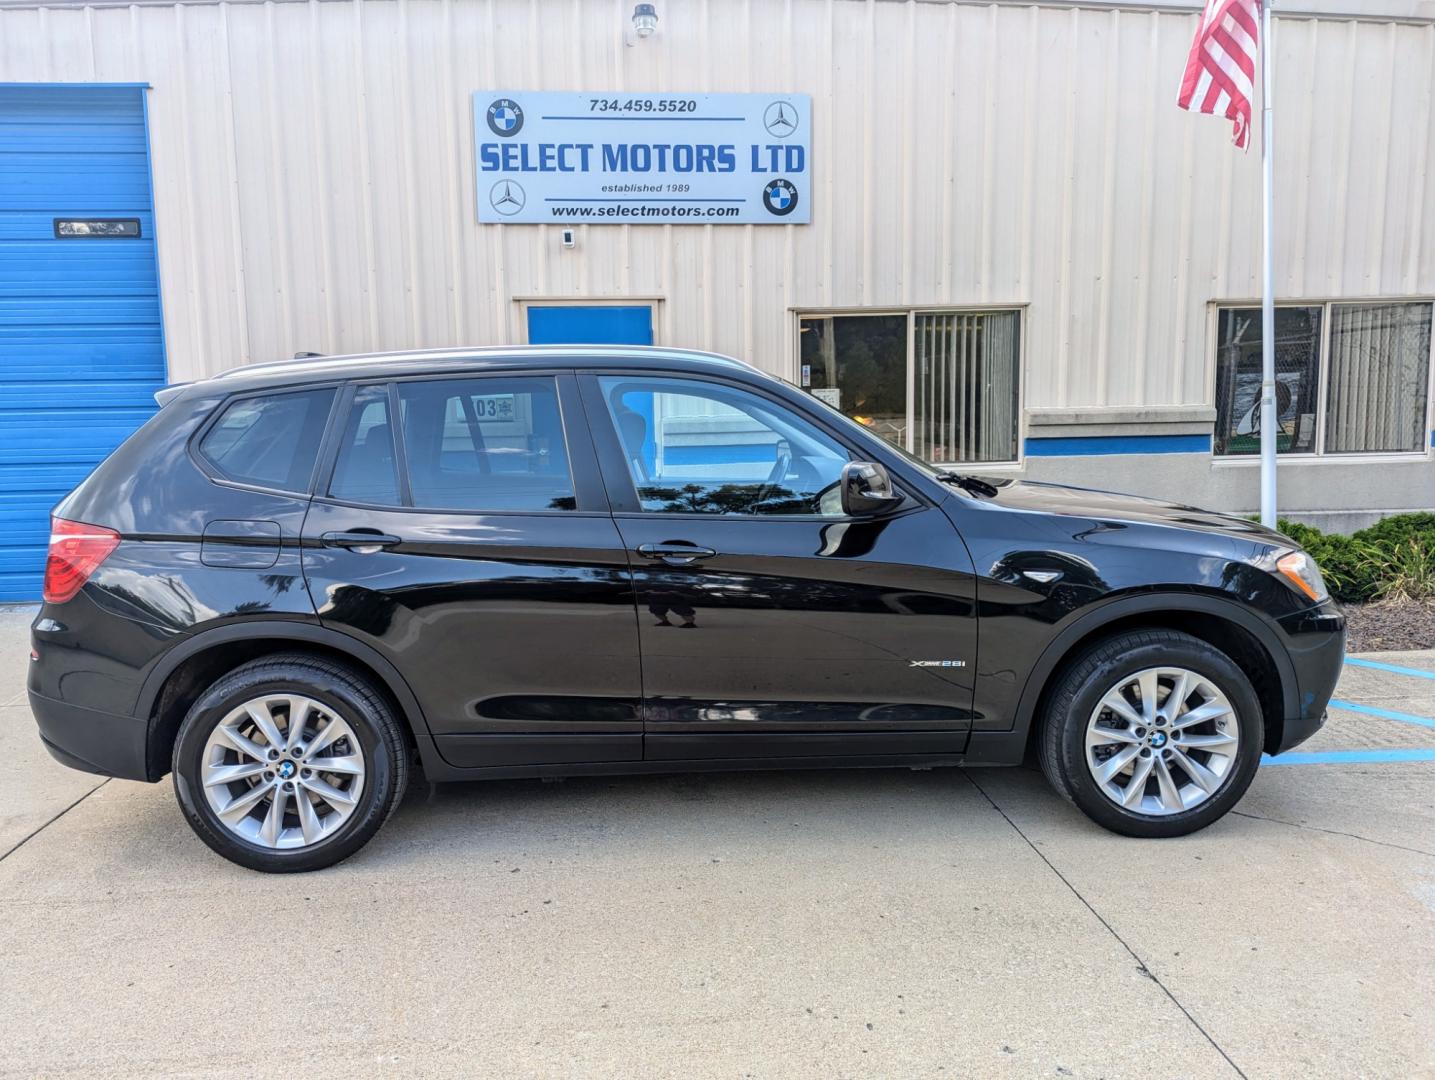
[172, 654, 409, 872]
[1037, 630, 1264, 838]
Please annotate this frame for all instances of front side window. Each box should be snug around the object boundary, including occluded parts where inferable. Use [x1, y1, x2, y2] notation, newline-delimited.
[1214, 300, 1433, 457]
[598, 375, 852, 516]
[199, 387, 335, 493]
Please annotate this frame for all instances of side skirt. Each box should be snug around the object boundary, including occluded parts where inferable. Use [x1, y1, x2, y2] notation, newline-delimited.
[411, 734, 1028, 783]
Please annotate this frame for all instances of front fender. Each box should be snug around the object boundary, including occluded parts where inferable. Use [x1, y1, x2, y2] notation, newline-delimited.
[1000, 590, 1298, 743]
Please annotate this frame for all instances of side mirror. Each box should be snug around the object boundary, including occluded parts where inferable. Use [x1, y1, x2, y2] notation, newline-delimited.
[840, 461, 902, 516]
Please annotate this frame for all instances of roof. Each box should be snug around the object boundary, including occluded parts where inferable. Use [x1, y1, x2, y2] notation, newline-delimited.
[176, 345, 763, 399]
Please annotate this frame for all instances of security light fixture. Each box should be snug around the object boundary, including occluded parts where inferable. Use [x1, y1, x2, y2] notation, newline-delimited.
[632, 3, 658, 38]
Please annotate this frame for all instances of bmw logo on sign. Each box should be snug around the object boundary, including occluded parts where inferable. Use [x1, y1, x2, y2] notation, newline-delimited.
[486, 98, 524, 137]
[762, 178, 799, 217]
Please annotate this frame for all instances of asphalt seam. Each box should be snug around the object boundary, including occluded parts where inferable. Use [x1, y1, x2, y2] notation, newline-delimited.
[0, 779, 110, 864]
[1230, 809, 1435, 859]
[964, 772, 1249, 1080]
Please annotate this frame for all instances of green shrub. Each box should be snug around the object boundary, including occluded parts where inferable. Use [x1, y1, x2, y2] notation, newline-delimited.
[1354, 511, 1435, 549]
[1359, 539, 1435, 602]
[1274, 513, 1435, 604]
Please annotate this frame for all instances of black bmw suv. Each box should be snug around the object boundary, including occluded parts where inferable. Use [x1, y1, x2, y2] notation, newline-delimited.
[29, 347, 1345, 872]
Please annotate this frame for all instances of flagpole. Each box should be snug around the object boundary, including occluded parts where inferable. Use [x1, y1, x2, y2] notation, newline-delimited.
[1258, 0, 1277, 527]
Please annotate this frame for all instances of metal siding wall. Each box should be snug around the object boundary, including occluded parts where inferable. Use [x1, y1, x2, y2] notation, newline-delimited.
[0, 0, 1431, 415]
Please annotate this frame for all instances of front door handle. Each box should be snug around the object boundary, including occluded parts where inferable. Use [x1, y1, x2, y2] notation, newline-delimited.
[635, 542, 718, 566]
[321, 530, 402, 553]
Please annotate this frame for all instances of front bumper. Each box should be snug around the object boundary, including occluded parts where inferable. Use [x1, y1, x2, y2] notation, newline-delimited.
[1270, 602, 1346, 755]
[28, 691, 151, 782]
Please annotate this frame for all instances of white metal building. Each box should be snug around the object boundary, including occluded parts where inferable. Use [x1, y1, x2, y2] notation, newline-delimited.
[1, 0, 1433, 597]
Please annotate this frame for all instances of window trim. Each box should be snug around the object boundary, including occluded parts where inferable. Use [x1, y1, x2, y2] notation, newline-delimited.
[189, 382, 345, 498]
[1209, 296, 1435, 464]
[791, 304, 1028, 469]
[580, 368, 927, 522]
[315, 371, 596, 516]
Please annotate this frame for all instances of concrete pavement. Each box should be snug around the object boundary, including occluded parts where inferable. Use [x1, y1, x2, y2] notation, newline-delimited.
[1, 607, 1432, 1078]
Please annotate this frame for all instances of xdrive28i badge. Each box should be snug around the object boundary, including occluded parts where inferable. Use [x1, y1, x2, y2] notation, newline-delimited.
[762, 178, 799, 216]
[486, 98, 524, 137]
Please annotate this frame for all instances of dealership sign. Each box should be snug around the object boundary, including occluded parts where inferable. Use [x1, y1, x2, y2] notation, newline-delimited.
[473, 92, 811, 225]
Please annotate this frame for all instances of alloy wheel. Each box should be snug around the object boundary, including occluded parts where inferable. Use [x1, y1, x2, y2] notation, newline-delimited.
[1084, 666, 1241, 816]
[200, 694, 366, 849]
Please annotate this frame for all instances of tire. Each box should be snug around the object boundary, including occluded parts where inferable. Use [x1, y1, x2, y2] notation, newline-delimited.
[1036, 629, 1263, 838]
[172, 653, 409, 872]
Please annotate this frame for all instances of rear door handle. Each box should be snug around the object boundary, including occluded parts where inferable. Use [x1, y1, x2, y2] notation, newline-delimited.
[321, 530, 401, 553]
[635, 542, 717, 565]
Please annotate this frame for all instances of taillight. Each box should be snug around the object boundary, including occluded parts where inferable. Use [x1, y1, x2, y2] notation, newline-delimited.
[43, 517, 121, 604]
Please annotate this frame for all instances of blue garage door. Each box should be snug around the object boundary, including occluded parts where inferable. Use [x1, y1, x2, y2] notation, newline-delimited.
[0, 85, 165, 601]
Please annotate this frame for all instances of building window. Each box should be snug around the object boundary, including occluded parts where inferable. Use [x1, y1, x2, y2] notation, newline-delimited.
[1214, 300, 1432, 457]
[913, 311, 1020, 464]
[1325, 303, 1433, 454]
[798, 309, 1021, 465]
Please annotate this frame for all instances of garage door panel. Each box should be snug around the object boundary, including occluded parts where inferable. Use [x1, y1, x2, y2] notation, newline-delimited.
[0, 569, 49, 598]
[1, 345, 164, 380]
[0, 210, 155, 240]
[0, 156, 152, 208]
[0, 462, 107, 493]
[0, 381, 164, 408]
[0, 245, 161, 295]
[0, 86, 164, 601]
[0, 122, 150, 154]
[0, 295, 163, 324]
[0, 408, 159, 456]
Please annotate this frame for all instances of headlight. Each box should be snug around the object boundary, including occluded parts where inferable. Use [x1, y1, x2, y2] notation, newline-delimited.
[1272, 549, 1329, 603]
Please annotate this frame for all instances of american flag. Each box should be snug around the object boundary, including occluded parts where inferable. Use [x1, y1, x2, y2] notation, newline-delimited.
[1177, 0, 1261, 149]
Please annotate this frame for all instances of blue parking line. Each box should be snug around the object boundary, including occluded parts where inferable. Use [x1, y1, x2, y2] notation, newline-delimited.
[1344, 656, 1435, 680]
[1263, 748, 1435, 766]
[1328, 698, 1435, 731]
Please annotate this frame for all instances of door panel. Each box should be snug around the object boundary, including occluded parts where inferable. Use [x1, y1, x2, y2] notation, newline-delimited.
[302, 373, 643, 768]
[616, 511, 978, 759]
[526, 304, 653, 345]
[581, 371, 978, 759]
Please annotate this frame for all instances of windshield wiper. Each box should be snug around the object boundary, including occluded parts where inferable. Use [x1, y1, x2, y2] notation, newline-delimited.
[934, 471, 999, 498]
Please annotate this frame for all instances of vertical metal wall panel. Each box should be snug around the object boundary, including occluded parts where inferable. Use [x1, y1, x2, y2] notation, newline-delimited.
[0, 0, 1431, 411]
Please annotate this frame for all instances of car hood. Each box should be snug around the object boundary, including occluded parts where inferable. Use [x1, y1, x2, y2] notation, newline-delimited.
[963, 478, 1290, 546]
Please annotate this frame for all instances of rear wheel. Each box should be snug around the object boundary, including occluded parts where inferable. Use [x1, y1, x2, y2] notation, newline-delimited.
[172, 654, 408, 872]
[1037, 630, 1264, 838]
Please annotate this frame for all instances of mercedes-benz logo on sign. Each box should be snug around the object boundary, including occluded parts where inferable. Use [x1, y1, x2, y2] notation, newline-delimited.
[489, 179, 526, 216]
[486, 98, 524, 137]
[763, 100, 799, 138]
[761, 178, 798, 216]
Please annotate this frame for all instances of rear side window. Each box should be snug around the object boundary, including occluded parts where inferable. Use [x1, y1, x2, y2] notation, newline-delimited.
[199, 388, 335, 493]
[398, 376, 576, 511]
[325, 377, 576, 511]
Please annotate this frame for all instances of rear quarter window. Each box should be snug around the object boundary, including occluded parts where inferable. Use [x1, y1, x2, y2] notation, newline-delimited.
[198, 387, 336, 493]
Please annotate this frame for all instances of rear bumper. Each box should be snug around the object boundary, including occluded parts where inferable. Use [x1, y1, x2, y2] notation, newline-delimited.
[28, 691, 151, 781]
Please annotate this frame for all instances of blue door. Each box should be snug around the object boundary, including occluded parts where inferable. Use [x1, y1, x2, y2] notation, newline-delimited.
[526, 305, 653, 346]
[0, 86, 166, 601]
